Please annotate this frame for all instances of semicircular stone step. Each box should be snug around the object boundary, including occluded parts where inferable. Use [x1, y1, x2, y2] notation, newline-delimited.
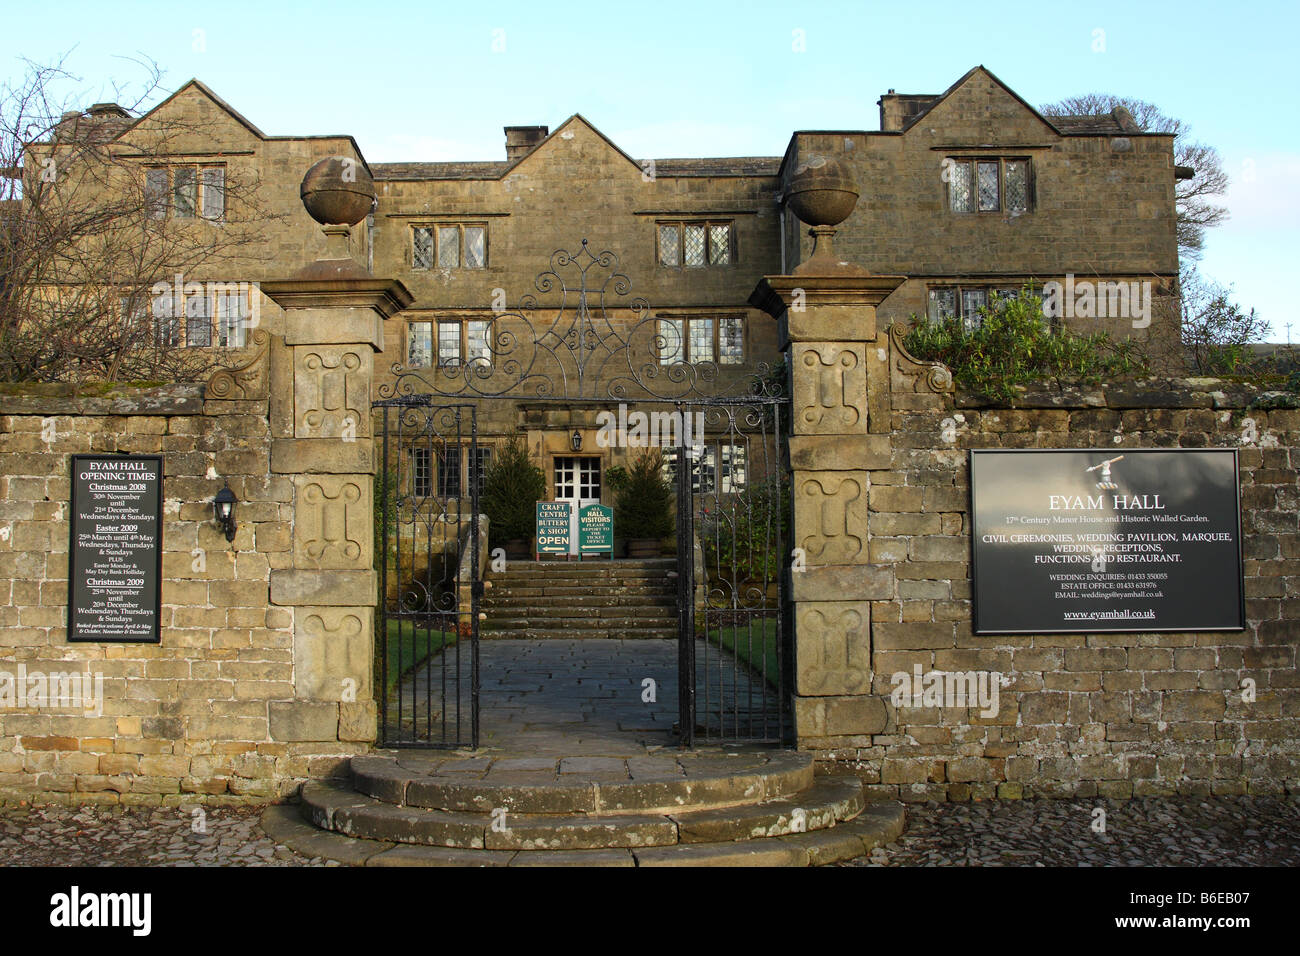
[349, 750, 814, 816]
[265, 798, 905, 867]
[301, 773, 863, 851]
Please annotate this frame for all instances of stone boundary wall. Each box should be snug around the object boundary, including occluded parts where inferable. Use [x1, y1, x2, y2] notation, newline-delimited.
[836, 381, 1299, 802]
[0, 380, 369, 807]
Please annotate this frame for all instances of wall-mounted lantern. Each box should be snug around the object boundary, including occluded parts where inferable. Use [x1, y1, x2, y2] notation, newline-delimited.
[571, 430, 583, 452]
[214, 481, 238, 543]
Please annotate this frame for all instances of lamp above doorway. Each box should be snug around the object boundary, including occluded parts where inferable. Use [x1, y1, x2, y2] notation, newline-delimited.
[571, 430, 583, 451]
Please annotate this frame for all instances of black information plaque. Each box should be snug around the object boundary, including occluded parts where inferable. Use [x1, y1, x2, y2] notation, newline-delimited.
[68, 454, 164, 643]
[970, 448, 1244, 634]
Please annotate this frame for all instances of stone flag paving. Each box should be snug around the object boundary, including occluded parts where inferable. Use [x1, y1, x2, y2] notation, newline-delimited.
[385, 638, 780, 755]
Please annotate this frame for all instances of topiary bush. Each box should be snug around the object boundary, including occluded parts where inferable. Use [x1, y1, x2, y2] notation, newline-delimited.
[614, 448, 673, 540]
[481, 434, 545, 547]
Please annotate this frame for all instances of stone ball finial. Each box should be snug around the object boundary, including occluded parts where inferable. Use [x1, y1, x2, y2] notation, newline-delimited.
[300, 156, 376, 227]
[785, 154, 859, 226]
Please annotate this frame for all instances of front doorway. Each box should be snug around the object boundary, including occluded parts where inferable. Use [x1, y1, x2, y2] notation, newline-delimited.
[554, 455, 601, 557]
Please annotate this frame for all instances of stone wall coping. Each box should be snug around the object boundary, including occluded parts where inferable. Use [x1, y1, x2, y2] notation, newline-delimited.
[953, 378, 1287, 411]
[0, 383, 205, 416]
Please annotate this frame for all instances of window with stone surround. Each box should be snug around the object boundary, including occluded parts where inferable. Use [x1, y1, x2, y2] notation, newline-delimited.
[946, 158, 1031, 215]
[144, 165, 225, 221]
[408, 317, 494, 368]
[657, 221, 733, 267]
[928, 285, 1027, 329]
[657, 314, 745, 365]
[413, 223, 487, 269]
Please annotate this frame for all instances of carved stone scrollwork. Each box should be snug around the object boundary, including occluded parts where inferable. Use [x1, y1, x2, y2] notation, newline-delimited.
[889, 320, 954, 394]
[205, 329, 272, 400]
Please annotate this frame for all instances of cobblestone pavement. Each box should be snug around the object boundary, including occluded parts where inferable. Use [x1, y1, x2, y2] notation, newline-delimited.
[0, 805, 326, 866]
[2, 795, 1295, 866]
[845, 796, 1300, 867]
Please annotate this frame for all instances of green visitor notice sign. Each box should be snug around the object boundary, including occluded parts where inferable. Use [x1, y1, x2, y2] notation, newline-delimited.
[579, 504, 613, 555]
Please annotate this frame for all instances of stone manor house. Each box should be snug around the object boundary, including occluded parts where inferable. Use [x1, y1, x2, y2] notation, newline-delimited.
[37, 64, 1178, 512]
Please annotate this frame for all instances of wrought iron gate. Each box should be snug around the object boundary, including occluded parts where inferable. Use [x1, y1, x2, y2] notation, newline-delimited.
[372, 238, 792, 749]
[375, 399, 480, 748]
[675, 398, 790, 746]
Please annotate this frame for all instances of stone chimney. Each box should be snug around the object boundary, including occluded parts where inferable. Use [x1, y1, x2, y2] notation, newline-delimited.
[877, 91, 938, 132]
[504, 125, 549, 161]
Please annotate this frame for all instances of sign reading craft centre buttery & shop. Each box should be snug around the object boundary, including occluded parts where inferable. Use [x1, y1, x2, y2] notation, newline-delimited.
[970, 449, 1244, 634]
[68, 454, 164, 643]
[535, 501, 571, 555]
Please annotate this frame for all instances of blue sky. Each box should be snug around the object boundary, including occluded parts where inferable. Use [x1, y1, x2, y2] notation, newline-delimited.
[5, 0, 1296, 340]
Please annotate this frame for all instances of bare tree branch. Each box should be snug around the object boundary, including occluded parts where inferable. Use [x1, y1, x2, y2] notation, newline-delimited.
[1040, 94, 1229, 263]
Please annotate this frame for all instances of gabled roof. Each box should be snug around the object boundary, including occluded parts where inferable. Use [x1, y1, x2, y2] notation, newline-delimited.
[123, 79, 268, 140]
[117, 80, 371, 170]
[371, 114, 781, 181]
[899, 65, 1060, 136]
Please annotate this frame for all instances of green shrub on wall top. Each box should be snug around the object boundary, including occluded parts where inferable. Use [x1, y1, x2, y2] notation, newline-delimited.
[904, 286, 1148, 402]
[481, 434, 545, 547]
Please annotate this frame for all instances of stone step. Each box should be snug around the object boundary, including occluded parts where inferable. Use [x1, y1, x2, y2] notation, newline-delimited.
[488, 578, 675, 591]
[483, 594, 678, 610]
[485, 586, 676, 599]
[483, 611, 678, 628]
[299, 776, 863, 851]
[263, 795, 905, 867]
[349, 751, 814, 815]
[480, 628, 678, 640]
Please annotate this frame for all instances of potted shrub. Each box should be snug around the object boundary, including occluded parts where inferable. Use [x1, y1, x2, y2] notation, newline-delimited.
[481, 434, 545, 559]
[604, 464, 630, 557]
[614, 449, 673, 559]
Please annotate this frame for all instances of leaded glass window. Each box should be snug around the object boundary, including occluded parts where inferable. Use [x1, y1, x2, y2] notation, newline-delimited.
[200, 167, 225, 222]
[719, 316, 743, 364]
[413, 228, 435, 269]
[962, 288, 988, 328]
[658, 224, 680, 266]
[689, 318, 714, 363]
[467, 320, 492, 363]
[658, 317, 684, 365]
[928, 288, 957, 322]
[658, 221, 733, 266]
[412, 447, 431, 497]
[437, 226, 460, 268]
[463, 225, 486, 269]
[709, 224, 731, 265]
[172, 167, 197, 219]
[1005, 161, 1029, 214]
[145, 168, 168, 220]
[438, 321, 461, 366]
[977, 162, 999, 212]
[408, 321, 433, 367]
[185, 291, 211, 348]
[720, 443, 747, 493]
[439, 447, 461, 499]
[684, 224, 706, 266]
[216, 290, 246, 348]
[949, 160, 973, 212]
